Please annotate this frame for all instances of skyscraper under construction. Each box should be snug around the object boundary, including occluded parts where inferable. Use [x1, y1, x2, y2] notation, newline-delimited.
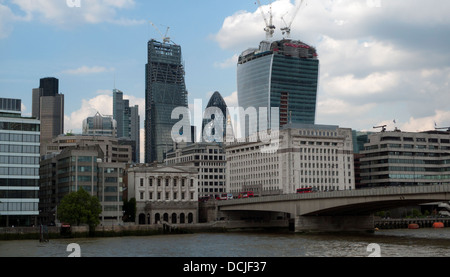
[237, 39, 319, 137]
[145, 39, 188, 163]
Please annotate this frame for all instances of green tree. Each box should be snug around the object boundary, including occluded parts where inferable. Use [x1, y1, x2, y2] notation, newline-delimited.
[58, 188, 102, 234]
[123, 198, 136, 223]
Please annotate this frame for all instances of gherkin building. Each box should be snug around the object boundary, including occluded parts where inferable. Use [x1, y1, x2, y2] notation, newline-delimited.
[202, 91, 228, 143]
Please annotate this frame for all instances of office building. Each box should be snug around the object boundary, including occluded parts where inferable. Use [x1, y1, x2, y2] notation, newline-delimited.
[360, 130, 450, 188]
[0, 98, 40, 227]
[113, 89, 140, 163]
[226, 124, 355, 196]
[237, 39, 319, 136]
[32, 77, 64, 148]
[127, 164, 198, 225]
[42, 134, 132, 164]
[145, 39, 188, 163]
[165, 142, 226, 198]
[39, 145, 125, 225]
[82, 112, 117, 137]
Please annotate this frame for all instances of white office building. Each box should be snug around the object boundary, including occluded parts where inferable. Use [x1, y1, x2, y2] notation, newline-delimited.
[226, 124, 355, 195]
[0, 98, 40, 227]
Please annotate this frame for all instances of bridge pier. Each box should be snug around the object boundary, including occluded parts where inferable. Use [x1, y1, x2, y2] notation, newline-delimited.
[294, 215, 375, 233]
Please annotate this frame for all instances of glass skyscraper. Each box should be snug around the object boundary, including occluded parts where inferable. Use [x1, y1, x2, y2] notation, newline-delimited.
[145, 39, 188, 163]
[113, 89, 140, 163]
[237, 39, 319, 136]
[0, 98, 40, 227]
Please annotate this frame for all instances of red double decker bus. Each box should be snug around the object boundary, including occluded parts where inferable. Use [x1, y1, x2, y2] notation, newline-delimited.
[296, 187, 314, 194]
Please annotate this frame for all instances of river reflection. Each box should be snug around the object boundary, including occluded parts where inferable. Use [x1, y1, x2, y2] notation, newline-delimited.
[1, 228, 450, 257]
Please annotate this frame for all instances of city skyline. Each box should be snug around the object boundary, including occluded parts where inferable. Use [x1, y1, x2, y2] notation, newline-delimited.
[0, 0, 449, 154]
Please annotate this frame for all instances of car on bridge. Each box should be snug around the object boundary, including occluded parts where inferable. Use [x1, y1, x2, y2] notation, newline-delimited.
[216, 193, 234, 201]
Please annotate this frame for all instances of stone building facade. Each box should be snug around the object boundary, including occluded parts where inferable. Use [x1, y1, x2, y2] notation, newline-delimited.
[127, 164, 199, 225]
[226, 123, 355, 195]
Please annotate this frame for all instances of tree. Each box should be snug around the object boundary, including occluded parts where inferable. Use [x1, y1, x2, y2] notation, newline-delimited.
[58, 188, 102, 234]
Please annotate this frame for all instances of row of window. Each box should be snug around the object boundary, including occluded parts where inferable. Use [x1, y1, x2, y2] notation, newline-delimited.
[140, 177, 195, 187]
[0, 167, 38, 176]
[0, 202, 38, 212]
[0, 145, 39, 154]
[0, 156, 39, 165]
[380, 136, 450, 144]
[58, 175, 120, 184]
[139, 191, 195, 201]
[366, 144, 450, 151]
[0, 133, 40, 143]
[0, 179, 38, 187]
[0, 190, 38, 198]
[0, 122, 40, 132]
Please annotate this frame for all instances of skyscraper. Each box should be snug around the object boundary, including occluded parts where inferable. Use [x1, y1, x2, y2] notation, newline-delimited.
[145, 39, 188, 163]
[202, 91, 228, 143]
[32, 77, 64, 147]
[113, 89, 140, 163]
[237, 39, 319, 137]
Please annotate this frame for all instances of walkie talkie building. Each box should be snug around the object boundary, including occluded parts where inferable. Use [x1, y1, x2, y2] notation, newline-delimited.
[145, 39, 188, 163]
[237, 39, 319, 136]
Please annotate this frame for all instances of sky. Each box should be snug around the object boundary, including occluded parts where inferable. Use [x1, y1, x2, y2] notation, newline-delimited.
[1, 0, 449, 153]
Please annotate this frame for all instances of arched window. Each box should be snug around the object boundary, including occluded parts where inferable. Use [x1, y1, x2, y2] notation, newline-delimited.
[138, 213, 146, 225]
[171, 213, 177, 224]
[180, 213, 186, 224]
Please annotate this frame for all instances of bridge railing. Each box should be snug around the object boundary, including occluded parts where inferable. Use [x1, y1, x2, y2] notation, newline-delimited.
[218, 184, 450, 206]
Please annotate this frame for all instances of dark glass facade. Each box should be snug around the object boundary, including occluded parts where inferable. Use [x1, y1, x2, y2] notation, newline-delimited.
[202, 91, 228, 143]
[237, 39, 319, 136]
[145, 40, 188, 163]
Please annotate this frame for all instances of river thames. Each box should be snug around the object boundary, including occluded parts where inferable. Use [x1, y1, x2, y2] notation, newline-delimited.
[1, 228, 450, 258]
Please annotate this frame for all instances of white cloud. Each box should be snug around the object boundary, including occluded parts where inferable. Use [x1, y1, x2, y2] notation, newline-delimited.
[214, 54, 239, 69]
[64, 92, 144, 134]
[214, 0, 450, 132]
[223, 91, 238, 108]
[64, 92, 145, 163]
[400, 110, 450, 133]
[0, 0, 144, 38]
[323, 72, 400, 98]
[62, 66, 115, 75]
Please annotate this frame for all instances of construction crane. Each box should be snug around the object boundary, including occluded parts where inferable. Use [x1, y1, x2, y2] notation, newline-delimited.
[281, 0, 305, 38]
[256, 0, 276, 40]
[150, 21, 172, 44]
[373, 125, 387, 132]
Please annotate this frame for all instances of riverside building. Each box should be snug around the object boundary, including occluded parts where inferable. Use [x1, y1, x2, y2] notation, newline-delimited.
[127, 164, 198, 225]
[39, 145, 126, 225]
[0, 98, 40, 227]
[226, 124, 355, 196]
[360, 129, 450, 188]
